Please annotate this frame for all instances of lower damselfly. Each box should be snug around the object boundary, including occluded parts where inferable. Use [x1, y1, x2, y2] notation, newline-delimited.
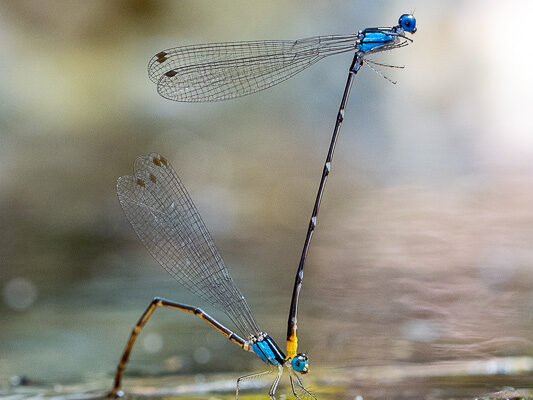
[109, 153, 313, 399]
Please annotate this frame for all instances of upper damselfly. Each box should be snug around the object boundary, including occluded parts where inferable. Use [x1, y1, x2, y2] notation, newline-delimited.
[148, 14, 416, 102]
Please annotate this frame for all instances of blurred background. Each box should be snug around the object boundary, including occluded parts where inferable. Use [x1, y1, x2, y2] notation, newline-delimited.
[1, 0, 532, 393]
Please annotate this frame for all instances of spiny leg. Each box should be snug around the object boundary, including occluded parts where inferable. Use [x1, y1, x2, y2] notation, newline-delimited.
[108, 296, 246, 398]
[289, 371, 317, 400]
[364, 58, 405, 69]
[236, 369, 273, 399]
[268, 365, 283, 400]
[290, 375, 303, 400]
[364, 61, 398, 84]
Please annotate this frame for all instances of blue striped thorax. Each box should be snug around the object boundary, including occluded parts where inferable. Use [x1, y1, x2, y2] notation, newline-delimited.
[358, 14, 417, 53]
[251, 334, 286, 366]
[359, 28, 396, 52]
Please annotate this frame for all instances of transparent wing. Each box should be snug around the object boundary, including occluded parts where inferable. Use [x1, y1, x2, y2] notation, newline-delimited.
[117, 153, 261, 337]
[148, 35, 358, 102]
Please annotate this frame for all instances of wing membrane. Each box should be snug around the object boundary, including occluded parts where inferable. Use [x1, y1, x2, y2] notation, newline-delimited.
[148, 35, 358, 102]
[117, 153, 260, 336]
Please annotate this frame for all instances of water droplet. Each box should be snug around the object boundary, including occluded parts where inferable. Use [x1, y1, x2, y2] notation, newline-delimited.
[3, 278, 37, 310]
[193, 346, 211, 364]
[142, 332, 163, 353]
[402, 319, 440, 342]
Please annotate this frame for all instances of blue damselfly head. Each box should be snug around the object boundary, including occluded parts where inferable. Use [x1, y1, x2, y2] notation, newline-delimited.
[398, 14, 417, 33]
[291, 353, 309, 374]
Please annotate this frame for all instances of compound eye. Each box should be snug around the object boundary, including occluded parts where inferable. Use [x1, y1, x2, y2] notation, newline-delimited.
[399, 14, 417, 33]
[291, 353, 309, 373]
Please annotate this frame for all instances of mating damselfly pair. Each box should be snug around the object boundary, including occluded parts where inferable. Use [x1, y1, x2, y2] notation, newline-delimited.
[109, 13, 417, 399]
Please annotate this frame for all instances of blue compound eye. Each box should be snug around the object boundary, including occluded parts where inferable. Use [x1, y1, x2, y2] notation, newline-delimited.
[291, 353, 309, 373]
[399, 14, 417, 33]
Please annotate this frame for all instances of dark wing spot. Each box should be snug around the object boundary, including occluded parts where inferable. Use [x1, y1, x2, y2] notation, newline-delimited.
[164, 70, 177, 78]
[155, 51, 168, 63]
[152, 157, 161, 167]
[149, 173, 157, 183]
[136, 178, 145, 187]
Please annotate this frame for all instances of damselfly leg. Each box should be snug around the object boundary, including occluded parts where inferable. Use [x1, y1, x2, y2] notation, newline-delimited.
[268, 365, 284, 400]
[290, 369, 317, 400]
[235, 368, 274, 399]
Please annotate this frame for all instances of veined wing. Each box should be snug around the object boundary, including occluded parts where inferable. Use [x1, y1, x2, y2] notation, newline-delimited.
[117, 153, 261, 337]
[148, 35, 358, 102]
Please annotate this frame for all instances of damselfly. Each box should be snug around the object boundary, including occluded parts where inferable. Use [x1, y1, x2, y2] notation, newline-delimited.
[109, 153, 313, 399]
[148, 14, 416, 103]
[110, 14, 417, 399]
[146, 11, 416, 382]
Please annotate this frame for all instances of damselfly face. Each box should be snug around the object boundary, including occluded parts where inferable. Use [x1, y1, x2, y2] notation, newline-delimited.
[399, 14, 417, 33]
[291, 353, 309, 374]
